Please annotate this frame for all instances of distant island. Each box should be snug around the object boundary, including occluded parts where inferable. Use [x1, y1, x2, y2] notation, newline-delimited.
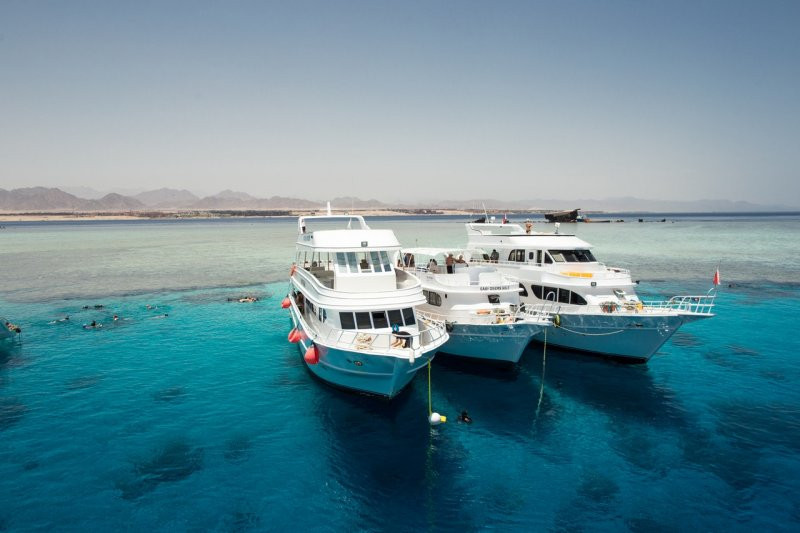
[0, 186, 796, 221]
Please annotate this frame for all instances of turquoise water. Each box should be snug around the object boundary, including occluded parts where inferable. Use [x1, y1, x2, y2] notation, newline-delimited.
[1, 216, 799, 531]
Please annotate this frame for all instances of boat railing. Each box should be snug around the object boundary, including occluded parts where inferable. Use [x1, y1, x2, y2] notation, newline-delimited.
[519, 301, 562, 320]
[468, 258, 631, 279]
[400, 266, 515, 289]
[297, 308, 448, 363]
[641, 294, 716, 315]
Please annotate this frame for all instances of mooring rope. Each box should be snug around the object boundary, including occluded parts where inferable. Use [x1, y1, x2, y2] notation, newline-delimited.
[534, 327, 547, 421]
[555, 325, 625, 336]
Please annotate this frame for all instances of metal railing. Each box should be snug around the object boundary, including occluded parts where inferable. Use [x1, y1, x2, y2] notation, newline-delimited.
[641, 294, 716, 315]
[417, 306, 553, 326]
[293, 303, 449, 363]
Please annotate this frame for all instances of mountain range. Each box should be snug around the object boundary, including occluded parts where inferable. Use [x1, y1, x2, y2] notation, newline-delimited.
[0, 187, 796, 213]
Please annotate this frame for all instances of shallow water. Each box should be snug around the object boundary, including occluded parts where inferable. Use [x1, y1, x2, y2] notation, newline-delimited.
[1, 215, 799, 530]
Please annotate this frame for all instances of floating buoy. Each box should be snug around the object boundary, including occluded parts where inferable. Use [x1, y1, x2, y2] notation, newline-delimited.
[429, 412, 446, 425]
[288, 328, 301, 343]
[553, 314, 561, 328]
[281, 297, 291, 309]
[304, 344, 319, 365]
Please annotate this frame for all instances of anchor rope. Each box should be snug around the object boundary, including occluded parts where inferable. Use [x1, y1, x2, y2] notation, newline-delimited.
[427, 359, 432, 417]
[534, 327, 547, 421]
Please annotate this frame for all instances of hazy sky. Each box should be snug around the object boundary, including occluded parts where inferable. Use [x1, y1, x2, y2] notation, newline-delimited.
[1, 1, 798, 204]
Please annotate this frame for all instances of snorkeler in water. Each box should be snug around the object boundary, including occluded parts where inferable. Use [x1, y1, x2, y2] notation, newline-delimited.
[458, 410, 472, 424]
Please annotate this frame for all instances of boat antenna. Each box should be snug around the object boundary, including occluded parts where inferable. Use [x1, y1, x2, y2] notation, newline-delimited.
[482, 202, 488, 220]
[326, 201, 332, 216]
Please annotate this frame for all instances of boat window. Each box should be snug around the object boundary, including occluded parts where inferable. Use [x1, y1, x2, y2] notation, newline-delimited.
[370, 251, 382, 272]
[372, 311, 389, 329]
[487, 294, 500, 304]
[531, 285, 543, 299]
[544, 253, 553, 264]
[575, 249, 596, 262]
[558, 289, 571, 303]
[356, 312, 372, 329]
[423, 290, 442, 307]
[528, 251, 535, 261]
[387, 309, 403, 327]
[507, 249, 525, 262]
[544, 287, 557, 301]
[570, 292, 587, 305]
[402, 307, 416, 325]
[549, 251, 566, 263]
[518, 283, 528, 297]
[345, 252, 357, 273]
[340, 312, 355, 330]
[380, 251, 392, 271]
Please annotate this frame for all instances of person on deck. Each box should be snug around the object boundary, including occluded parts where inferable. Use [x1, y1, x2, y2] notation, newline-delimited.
[446, 253, 455, 274]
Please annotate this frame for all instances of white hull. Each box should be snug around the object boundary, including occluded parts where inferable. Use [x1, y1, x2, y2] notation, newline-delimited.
[533, 312, 684, 362]
[441, 322, 544, 363]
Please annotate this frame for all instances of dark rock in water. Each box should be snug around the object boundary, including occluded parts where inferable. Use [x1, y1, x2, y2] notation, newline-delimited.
[729, 344, 760, 357]
[226, 509, 261, 532]
[66, 375, 103, 390]
[119, 440, 204, 500]
[670, 331, 701, 348]
[0, 398, 26, 431]
[224, 435, 253, 463]
[577, 469, 620, 505]
[22, 460, 39, 471]
[153, 386, 186, 403]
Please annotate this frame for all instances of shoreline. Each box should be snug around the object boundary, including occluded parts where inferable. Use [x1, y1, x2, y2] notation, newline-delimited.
[0, 208, 478, 222]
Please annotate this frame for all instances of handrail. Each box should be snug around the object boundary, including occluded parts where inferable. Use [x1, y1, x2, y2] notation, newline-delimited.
[418, 305, 552, 326]
[641, 294, 716, 315]
[291, 300, 449, 362]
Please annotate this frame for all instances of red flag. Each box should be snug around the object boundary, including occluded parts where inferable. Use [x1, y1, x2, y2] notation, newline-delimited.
[712, 268, 720, 286]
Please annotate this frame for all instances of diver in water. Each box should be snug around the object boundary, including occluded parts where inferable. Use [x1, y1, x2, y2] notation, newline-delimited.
[458, 410, 472, 424]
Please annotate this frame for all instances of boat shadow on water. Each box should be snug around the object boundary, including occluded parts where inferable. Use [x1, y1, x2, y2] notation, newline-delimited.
[307, 380, 476, 530]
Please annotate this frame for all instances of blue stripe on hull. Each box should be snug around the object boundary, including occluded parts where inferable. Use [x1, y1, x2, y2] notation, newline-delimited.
[532, 313, 684, 361]
[439, 323, 542, 363]
[295, 339, 432, 398]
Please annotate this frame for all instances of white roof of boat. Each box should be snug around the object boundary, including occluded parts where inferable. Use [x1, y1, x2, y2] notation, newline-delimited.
[297, 229, 401, 250]
[401, 247, 467, 257]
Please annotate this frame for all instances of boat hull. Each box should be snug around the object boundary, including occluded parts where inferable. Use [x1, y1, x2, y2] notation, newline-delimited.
[294, 336, 433, 398]
[533, 312, 684, 362]
[440, 322, 543, 363]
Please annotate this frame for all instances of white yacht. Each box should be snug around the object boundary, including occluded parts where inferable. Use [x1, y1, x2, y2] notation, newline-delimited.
[399, 248, 551, 363]
[284, 213, 449, 398]
[465, 219, 715, 362]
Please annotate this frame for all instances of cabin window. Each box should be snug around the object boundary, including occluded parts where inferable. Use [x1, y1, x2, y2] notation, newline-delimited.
[544, 253, 553, 264]
[509, 249, 525, 262]
[380, 251, 392, 271]
[558, 289, 571, 304]
[372, 311, 389, 329]
[528, 252, 535, 260]
[487, 294, 500, 304]
[423, 290, 442, 307]
[370, 251, 383, 272]
[518, 283, 528, 297]
[402, 307, 416, 325]
[336, 252, 347, 271]
[570, 292, 587, 305]
[575, 249, 596, 262]
[544, 287, 557, 301]
[387, 309, 403, 328]
[531, 285, 543, 299]
[340, 312, 355, 330]
[346, 252, 359, 273]
[356, 312, 372, 329]
[549, 251, 566, 263]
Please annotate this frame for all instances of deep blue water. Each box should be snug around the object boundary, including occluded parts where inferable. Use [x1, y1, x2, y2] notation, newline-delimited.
[2, 218, 800, 531]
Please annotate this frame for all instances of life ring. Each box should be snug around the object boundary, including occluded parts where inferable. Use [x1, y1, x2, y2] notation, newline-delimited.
[289, 264, 297, 277]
